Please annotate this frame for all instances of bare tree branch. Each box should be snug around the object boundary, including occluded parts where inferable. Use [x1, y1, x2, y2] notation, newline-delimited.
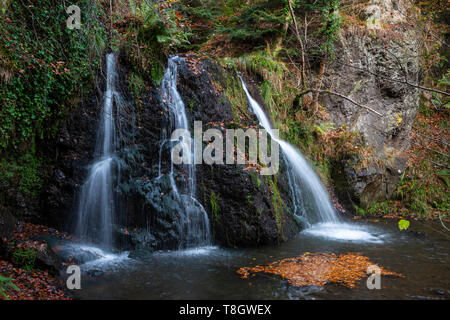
[296, 89, 383, 117]
[332, 60, 450, 97]
[287, 0, 306, 89]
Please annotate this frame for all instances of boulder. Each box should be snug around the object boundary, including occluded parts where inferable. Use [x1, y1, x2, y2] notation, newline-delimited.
[321, 0, 420, 208]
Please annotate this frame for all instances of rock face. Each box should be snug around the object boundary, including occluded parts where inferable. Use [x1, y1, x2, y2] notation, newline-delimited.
[321, 0, 420, 208]
[117, 54, 301, 248]
[8, 52, 301, 250]
[42, 88, 101, 229]
[177, 57, 300, 247]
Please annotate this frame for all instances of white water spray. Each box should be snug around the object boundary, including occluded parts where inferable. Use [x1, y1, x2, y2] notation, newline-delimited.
[240, 78, 338, 224]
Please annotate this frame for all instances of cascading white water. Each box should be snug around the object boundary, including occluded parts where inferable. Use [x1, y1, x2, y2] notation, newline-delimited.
[160, 56, 211, 248]
[240, 78, 338, 224]
[76, 53, 120, 247]
[240, 78, 382, 242]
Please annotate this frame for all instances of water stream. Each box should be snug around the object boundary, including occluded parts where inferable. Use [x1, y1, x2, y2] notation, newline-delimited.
[240, 78, 379, 242]
[75, 53, 121, 247]
[159, 56, 211, 248]
[71, 219, 450, 300]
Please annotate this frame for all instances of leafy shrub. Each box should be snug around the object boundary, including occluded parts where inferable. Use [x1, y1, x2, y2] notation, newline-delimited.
[12, 248, 37, 271]
[0, 0, 106, 151]
[123, 0, 192, 85]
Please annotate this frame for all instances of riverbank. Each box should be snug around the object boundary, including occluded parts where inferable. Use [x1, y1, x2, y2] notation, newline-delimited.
[0, 221, 73, 300]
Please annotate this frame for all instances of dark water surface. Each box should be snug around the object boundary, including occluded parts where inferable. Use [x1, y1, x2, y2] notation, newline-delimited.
[71, 219, 450, 300]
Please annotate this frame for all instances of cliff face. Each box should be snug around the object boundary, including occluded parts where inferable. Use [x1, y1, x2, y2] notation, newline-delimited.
[113, 54, 300, 249]
[321, 0, 421, 208]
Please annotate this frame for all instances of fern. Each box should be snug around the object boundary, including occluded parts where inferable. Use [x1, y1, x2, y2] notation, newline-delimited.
[0, 275, 19, 300]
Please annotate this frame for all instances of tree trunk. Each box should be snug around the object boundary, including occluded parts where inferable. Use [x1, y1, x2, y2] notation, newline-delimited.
[287, 0, 306, 89]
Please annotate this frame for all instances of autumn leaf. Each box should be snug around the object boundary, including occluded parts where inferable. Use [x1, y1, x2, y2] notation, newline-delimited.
[398, 219, 410, 231]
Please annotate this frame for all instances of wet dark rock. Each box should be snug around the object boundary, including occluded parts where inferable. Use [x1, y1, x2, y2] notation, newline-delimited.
[53, 244, 100, 265]
[0, 208, 17, 240]
[33, 244, 62, 275]
[128, 247, 154, 260]
[87, 269, 104, 277]
[176, 56, 301, 247]
[4, 239, 62, 275]
[115, 53, 301, 248]
[113, 225, 157, 253]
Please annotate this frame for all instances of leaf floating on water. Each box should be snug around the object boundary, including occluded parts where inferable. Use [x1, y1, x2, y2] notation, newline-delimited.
[237, 253, 403, 288]
[398, 219, 410, 231]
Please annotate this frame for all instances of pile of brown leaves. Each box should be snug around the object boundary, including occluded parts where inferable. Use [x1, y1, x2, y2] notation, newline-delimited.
[0, 260, 71, 300]
[237, 253, 403, 288]
[9, 222, 73, 252]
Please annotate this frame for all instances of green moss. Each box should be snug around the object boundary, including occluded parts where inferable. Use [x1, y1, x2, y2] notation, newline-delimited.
[253, 173, 262, 189]
[222, 71, 249, 122]
[267, 176, 283, 235]
[210, 191, 220, 223]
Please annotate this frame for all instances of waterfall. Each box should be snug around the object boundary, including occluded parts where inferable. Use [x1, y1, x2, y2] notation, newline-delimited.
[160, 56, 211, 248]
[240, 78, 339, 225]
[75, 53, 121, 247]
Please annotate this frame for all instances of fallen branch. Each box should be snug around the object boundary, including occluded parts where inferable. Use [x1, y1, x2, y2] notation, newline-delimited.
[412, 140, 450, 159]
[297, 89, 383, 117]
[333, 61, 450, 97]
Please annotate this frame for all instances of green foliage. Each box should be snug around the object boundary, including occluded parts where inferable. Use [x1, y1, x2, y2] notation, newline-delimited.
[395, 163, 449, 218]
[124, 0, 191, 85]
[0, 275, 19, 300]
[220, 69, 249, 121]
[354, 205, 366, 216]
[316, 0, 341, 57]
[437, 169, 450, 187]
[176, 0, 224, 47]
[12, 248, 37, 271]
[218, 0, 288, 46]
[236, 51, 286, 83]
[129, 72, 146, 99]
[283, 119, 314, 148]
[249, 170, 263, 189]
[210, 191, 220, 222]
[0, 0, 106, 151]
[0, 152, 43, 198]
[366, 201, 390, 216]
